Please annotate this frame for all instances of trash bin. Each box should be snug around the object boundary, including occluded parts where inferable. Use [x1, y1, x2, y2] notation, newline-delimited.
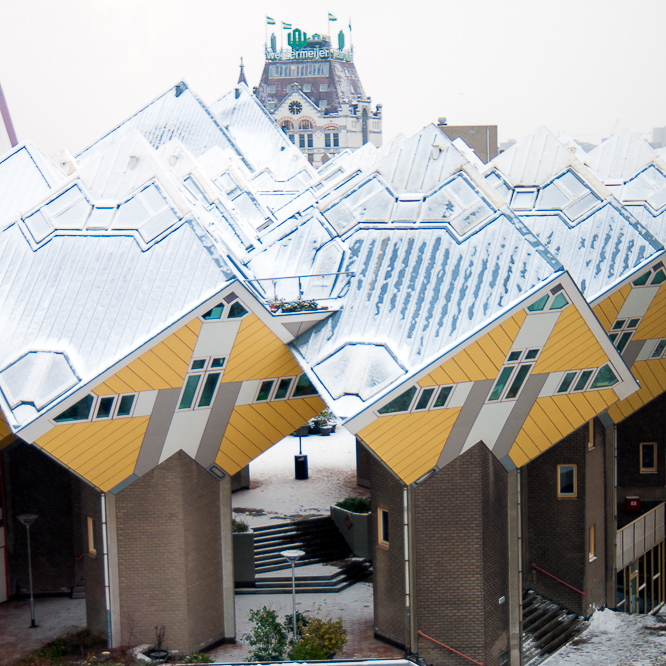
[295, 455, 308, 480]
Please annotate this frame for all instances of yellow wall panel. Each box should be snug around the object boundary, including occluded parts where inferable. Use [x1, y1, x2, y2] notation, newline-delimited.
[222, 315, 302, 383]
[635, 284, 666, 340]
[0, 411, 16, 450]
[534, 306, 608, 374]
[419, 311, 524, 386]
[94, 320, 200, 395]
[215, 396, 324, 475]
[593, 284, 632, 332]
[608, 359, 666, 423]
[358, 407, 461, 485]
[35, 417, 149, 492]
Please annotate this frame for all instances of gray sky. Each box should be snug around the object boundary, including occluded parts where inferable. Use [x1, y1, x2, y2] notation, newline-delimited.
[1, 0, 664, 157]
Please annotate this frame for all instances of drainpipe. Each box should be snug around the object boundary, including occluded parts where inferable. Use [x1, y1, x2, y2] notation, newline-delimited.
[508, 469, 523, 666]
[0, 83, 18, 147]
[602, 413, 617, 608]
[101, 493, 113, 647]
[405, 485, 418, 654]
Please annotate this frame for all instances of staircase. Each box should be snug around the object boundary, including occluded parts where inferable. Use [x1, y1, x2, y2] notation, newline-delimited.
[522, 590, 587, 665]
[235, 516, 371, 594]
[71, 578, 86, 599]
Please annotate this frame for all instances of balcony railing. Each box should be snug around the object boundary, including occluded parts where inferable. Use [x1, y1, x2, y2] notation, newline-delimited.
[617, 502, 665, 571]
[245, 272, 354, 302]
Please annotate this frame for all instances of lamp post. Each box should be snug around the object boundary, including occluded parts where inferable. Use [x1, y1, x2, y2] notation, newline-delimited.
[17, 513, 39, 628]
[280, 549, 304, 640]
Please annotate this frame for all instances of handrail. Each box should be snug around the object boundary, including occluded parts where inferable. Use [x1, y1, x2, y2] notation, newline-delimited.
[417, 630, 484, 665]
[531, 563, 585, 596]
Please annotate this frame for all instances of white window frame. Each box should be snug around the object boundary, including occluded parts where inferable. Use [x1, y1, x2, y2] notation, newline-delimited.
[177, 357, 226, 411]
[488, 348, 540, 402]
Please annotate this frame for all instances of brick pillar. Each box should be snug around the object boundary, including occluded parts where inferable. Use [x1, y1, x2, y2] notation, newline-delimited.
[112, 451, 232, 653]
[413, 443, 510, 666]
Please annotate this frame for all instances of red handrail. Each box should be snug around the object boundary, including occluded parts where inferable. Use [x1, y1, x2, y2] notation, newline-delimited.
[417, 630, 484, 665]
[531, 563, 585, 596]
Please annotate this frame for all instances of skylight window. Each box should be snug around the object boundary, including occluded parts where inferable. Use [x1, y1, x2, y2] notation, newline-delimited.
[526, 288, 570, 312]
[536, 170, 599, 221]
[632, 263, 666, 287]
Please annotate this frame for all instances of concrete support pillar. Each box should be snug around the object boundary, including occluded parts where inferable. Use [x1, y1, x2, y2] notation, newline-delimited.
[219, 473, 235, 640]
[602, 414, 617, 609]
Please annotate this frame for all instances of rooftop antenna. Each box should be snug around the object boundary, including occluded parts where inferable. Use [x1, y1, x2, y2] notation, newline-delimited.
[0, 82, 18, 147]
[238, 57, 247, 85]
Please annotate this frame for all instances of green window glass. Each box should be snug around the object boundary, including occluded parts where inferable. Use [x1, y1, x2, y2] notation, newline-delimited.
[257, 380, 274, 401]
[414, 388, 435, 411]
[489, 366, 514, 401]
[117, 394, 135, 417]
[95, 397, 115, 419]
[508, 351, 521, 362]
[179, 375, 202, 409]
[616, 332, 633, 353]
[378, 386, 417, 414]
[590, 364, 619, 389]
[202, 304, 224, 320]
[525, 349, 539, 360]
[628, 318, 641, 329]
[527, 294, 549, 312]
[197, 373, 220, 407]
[549, 293, 569, 310]
[54, 395, 94, 423]
[505, 364, 532, 399]
[573, 370, 593, 392]
[557, 372, 577, 393]
[228, 302, 249, 318]
[651, 340, 666, 358]
[274, 377, 293, 400]
[211, 357, 225, 368]
[559, 465, 576, 495]
[652, 269, 666, 285]
[612, 319, 626, 331]
[633, 271, 651, 286]
[433, 386, 452, 408]
[191, 359, 206, 370]
[292, 374, 317, 397]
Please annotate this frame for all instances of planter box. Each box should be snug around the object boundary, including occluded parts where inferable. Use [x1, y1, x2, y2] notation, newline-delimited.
[233, 530, 255, 585]
[330, 505, 372, 560]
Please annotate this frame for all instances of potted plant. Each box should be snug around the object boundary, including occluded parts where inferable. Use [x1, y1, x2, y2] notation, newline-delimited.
[145, 626, 169, 662]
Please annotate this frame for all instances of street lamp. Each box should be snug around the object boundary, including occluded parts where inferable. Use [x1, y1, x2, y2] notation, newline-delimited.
[280, 549, 304, 640]
[17, 514, 39, 628]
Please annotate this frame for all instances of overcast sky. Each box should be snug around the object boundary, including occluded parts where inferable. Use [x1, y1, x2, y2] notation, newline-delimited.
[1, 0, 664, 157]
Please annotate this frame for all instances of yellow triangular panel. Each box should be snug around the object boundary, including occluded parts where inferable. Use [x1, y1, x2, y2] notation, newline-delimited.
[533, 306, 608, 374]
[608, 358, 666, 423]
[509, 389, 617, 467]
[214, 396, 324, 475]
[35, 417, 150, 492]
[635, 284, 666, 341]
[358, 407, 461, 485]
[593, 284, 631, 332]
[93, 319, 202, 395]
[420, 311, 525, 386]
[222, 314, 302, 383]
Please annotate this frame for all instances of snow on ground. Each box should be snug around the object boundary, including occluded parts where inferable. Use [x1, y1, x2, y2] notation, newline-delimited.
[545, 608, 666, 666]
[232, 427, 365, 528]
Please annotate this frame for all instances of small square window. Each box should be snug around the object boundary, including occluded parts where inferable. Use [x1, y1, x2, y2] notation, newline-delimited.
[558, 464, 577, 498]
[257, 380, 275, 402]
[95, 397, 115, 420]
[320, 83, 328, 91]
[378, 509, 389, 547]
[303, 84, 312, 92]
[640, 442, 657, 473]
[116, 394, 135, 417]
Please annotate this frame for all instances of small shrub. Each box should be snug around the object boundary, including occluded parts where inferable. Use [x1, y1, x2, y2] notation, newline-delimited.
[243, 606, 287, 662]
[183, 652, 214, 664]
[336, 496, 371, 513]
[291, 617, 346, 659]
[232, 518, 249, 533]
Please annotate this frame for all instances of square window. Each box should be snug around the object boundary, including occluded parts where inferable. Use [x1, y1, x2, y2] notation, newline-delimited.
[303, 84, 312, 92]
[378, 509, 389, 547]
[320, 83, 328, 91]
[433, 386, 452, 408]
[95, 396, 115, 419]
[274, 377, 293, 400]
[257, 380, 275, 402]
[116, 394, 135, 417]
[414, 387, 435, 411]
[640, 442, 657, 473]
[558, 464, 577, 498]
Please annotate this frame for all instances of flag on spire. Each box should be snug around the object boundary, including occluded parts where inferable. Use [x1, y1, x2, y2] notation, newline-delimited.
[328, 13, 337, 21]
[266, 16, 276, 25]
[282, 21, 292, 30]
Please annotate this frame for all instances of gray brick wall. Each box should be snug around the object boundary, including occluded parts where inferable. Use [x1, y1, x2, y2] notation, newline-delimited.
[370, 452, 407, 648]
[414, 443, 509, 666]
[114, 451, 226, 652]
[80, 485, 106, 637]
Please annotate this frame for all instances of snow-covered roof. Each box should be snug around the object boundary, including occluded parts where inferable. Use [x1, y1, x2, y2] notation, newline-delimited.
[486, 128, 664, 303]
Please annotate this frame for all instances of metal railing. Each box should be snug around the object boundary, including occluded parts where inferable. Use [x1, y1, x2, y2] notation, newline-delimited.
[531, 563, 585, 596]
[417, 630, 484, 665]
[245, 271, 354, 301]
[617, 502, 665, 571]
